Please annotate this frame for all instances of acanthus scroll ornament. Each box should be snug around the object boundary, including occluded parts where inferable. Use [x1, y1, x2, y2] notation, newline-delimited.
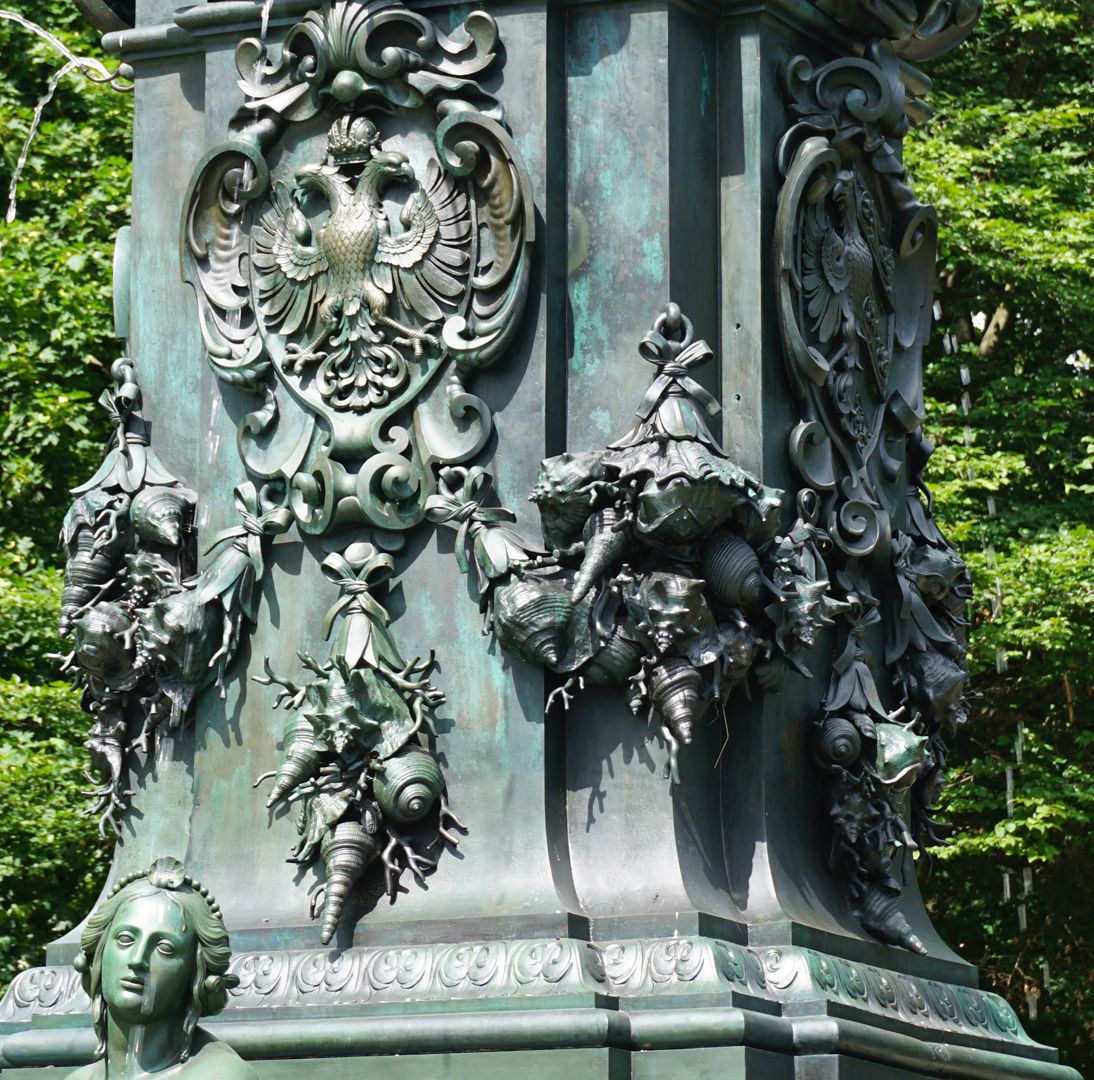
[182, 0, 534, 538]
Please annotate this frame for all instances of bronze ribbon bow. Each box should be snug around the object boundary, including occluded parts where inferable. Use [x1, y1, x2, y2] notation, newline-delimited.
[321, 547, 396, 640]
[425, 466, 516, 575]
[202, 482, 292, 582]
[635, 334, 719, 421]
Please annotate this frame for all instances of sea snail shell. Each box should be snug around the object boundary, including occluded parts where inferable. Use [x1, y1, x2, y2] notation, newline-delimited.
[373, 745, 444, 824]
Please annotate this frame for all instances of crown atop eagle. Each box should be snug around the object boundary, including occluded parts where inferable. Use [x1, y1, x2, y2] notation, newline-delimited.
[327, 115, 381, 166]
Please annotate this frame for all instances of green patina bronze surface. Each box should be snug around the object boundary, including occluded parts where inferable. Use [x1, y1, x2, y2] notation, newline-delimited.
[0, 0, 1081, 1076]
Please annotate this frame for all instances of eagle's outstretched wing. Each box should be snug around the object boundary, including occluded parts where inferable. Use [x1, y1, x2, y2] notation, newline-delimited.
[375, 162, 471, 323]
[800, 199, 848, 346]
[251, 181, 330, 337]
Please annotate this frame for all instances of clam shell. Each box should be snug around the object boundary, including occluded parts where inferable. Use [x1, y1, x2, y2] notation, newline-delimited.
[373, 745, 444, 824]
[318, 820, 380, 945]
[494, 578, 574, 669]
[700, 532, 762, 611]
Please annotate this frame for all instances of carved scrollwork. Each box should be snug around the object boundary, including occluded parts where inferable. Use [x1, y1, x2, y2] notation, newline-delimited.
[182, 0, 534, 538]
[812, 0, 982, 62]
[777, 44, 972, 952]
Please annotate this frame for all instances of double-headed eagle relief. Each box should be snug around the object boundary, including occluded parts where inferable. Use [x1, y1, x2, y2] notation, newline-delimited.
[184, 0, 533, 536]
[253, 115, 470, 412]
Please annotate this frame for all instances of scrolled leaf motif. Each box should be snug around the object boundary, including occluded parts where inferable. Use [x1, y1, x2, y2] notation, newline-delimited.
[230, 953, 289, 998]
[437, 943, 503, 989]
[510, 940, 576, 986]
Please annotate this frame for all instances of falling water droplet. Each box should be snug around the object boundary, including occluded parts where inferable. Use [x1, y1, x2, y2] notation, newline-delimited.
[1017, 903, 1027, 933]
[1022, 866, 1033, 896]
[1026, 989, 1038, 1020]
[260, 0, 276, 42]
[1005, 767, 1015, 817]
[1002, 871, 1011, 900]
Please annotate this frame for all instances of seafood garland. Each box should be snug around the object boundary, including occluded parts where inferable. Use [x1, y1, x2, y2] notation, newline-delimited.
[813, 445, 970, 958]
[428, 304, 833, 779]
[254, 544, 462, 944]
[776, 46, 973, 953]
[60, 358, 290, 836]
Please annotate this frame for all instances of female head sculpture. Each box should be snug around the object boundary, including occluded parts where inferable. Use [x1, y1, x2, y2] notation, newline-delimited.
[70, 856, 253, 1078]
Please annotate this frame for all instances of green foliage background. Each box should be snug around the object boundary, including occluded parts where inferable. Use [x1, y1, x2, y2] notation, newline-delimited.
[0, 5, 128, 975]
[0, 0, 1090, 1071]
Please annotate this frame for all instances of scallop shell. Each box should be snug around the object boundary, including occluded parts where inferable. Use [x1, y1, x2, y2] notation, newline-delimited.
[266, 714, 322, 808]
[373, 745, 444, 824]
[860, 884, 926, 955]
[648, 656, 704, 745]
[700, 532, 762, 611]
[493, 578, 574, 669]
[572, 507, 633, 603]
[130, 485, 196, 547]
[815, 717, 862, 769]
[318, 820, 380, 945]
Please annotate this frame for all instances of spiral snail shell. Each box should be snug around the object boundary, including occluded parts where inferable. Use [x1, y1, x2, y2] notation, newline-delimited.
[580, 627, 644, 686]
[572, 507, 632, 603]
[647, 656, 704, 745]
[699, 532, 763, 611]
[318, 820, 380, 946]
[373, 745, 444, 824]
[266, 714, 322, 809]
[815, 717, 862, 770]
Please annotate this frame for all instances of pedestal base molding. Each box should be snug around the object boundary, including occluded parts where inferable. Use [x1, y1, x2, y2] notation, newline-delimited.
[1, 936, 1074, 1077]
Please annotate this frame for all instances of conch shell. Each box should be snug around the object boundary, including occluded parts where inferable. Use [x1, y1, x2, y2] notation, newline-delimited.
[130, 485, 196, 547]
[318, 820, 380, 945]
[699, 532, 762, 611]
[861, 883, 926, 955]
[494, 577, 574, 669]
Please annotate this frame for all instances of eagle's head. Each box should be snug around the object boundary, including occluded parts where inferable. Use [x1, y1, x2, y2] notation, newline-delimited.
[364, 150, 414, 191]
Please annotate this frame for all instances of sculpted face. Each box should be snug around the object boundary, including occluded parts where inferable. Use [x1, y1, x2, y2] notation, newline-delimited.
[101, 893, 196, 1026]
